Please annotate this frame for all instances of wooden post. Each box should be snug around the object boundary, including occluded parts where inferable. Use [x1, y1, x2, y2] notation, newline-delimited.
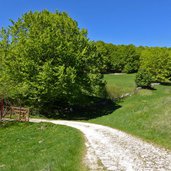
[19, 106, 21, 121]
[10, 106, 12, 119]
[0, 99, 4, 120]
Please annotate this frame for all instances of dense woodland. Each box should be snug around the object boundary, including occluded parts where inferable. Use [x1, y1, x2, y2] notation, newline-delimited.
[95, 41, 171, 87]
[0, 10, 171, 116]
[95, 41, 171, 82]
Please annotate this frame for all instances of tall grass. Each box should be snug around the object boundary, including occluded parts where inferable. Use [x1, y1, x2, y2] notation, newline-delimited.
[104, 74, 136, 99]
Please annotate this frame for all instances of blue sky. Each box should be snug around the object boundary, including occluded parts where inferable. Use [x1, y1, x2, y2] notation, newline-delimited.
[1, 0, 171, 47]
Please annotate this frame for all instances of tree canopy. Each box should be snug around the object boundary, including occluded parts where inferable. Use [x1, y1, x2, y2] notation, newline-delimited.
[95, 42, 140, 73]
[140, 48, 171, 82]
[95, 40, 171, 85]
[0, 10, 104, 114]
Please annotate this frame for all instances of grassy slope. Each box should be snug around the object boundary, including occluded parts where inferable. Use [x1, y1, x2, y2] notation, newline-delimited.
[104, 74, 136, 98]
[0, 122, 87, 171]
[91, 74, 171, 150]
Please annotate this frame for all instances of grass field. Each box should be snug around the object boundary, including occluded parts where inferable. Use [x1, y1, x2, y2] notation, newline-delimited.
[91, 74, 171, 150]
[104, 73, 136, 98]
[0, 121, 87, 171]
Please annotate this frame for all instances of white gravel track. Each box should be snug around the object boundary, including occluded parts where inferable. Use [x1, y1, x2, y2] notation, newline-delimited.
[30, 118, 171, 171]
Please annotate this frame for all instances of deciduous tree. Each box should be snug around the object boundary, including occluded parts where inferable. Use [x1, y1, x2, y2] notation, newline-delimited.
[0, 10, 104, 113]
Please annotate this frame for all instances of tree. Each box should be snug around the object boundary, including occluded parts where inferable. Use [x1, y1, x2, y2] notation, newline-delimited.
[123, 45, 140, 73]
[135, 69, 153, 88]
[95, 41, 112, 72]
[0, 10, 105, 114]
[140, 48, 171, 82]
[109, 45, 126, 73]
[109, 44, 140, 73]
[0, 28, 16, 100]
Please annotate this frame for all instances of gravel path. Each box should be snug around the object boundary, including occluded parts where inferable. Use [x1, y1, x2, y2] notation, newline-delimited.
[30, 119, 171, 171]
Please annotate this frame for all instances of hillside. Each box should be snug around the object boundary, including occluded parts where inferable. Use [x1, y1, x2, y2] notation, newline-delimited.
[91, 74, 171, 150]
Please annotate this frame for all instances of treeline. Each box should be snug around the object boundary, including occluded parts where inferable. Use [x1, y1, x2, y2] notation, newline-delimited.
[95, 41, 171, 87]
[95, 41, 140, 73]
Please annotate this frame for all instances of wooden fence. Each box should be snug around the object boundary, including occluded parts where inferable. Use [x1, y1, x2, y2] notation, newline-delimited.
[0, 106, 29, 122]
[0, 99, 4, 120]
[11, 107, 30, 121]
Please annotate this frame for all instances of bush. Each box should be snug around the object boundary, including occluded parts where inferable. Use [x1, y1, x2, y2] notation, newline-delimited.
[135, 70, 153, 88]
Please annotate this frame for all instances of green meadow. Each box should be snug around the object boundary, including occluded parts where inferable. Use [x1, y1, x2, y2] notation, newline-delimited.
[91, 74, 171, 150]
[104, 73, 136, 98]
[0, 122, 87, 171]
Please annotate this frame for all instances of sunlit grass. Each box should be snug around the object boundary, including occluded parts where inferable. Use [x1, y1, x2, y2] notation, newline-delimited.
[91, 76, 171, 150]
[104, 74, 136, 98]
[0, 121, 87, 171]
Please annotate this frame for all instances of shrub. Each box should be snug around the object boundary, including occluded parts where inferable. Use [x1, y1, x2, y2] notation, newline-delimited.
[135, 70, 153, 88]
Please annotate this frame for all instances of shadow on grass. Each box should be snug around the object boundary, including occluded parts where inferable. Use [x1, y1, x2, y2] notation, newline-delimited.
[42, 96, 121, 120]
[0, 120, 17, 128]
[160, 82, 171, 86]
[0, 120, 31, 128]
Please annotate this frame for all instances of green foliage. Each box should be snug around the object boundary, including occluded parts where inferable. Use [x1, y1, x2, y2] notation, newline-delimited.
[0, 28, 14, 99]
[0, 10, 104, 113]
[95, 41, 112, 72]
[95, 41, 171, 79]
[123, 45, 140, 73]
[140, 48, 171, 82]
[109, 45, 126, 73]
[135, 69, 153, 88]
[95, 42, 140, 73]
[0, 122, 86, 171]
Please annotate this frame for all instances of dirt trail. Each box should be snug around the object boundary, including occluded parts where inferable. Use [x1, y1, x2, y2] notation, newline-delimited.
[30, 119, 171, 171]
